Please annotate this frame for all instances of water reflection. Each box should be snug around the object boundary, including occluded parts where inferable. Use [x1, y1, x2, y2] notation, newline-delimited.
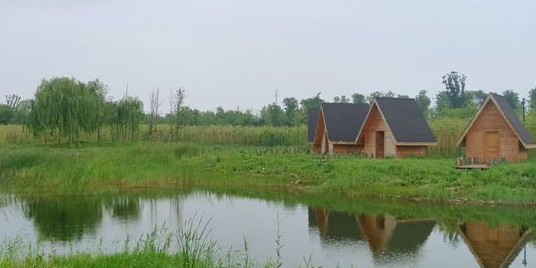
[0, 192, 534, 268]
[459, 222, 531, 268]
[103, 196, 142, 221]
[22, 198, 102, 241]
[309, 209, 435, 264]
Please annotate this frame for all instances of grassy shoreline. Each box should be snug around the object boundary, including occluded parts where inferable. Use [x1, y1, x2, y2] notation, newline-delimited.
[1, 142, 536, 206]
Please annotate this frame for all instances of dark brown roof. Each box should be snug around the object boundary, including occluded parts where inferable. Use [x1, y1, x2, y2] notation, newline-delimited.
[322, 103, 370, 142]
[491, 93, 535, 145]
[375, 98, 437, 143]
[307, 108, 320, 143]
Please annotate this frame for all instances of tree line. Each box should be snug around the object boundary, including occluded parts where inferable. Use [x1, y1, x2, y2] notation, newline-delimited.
[1, 72, 536, 143]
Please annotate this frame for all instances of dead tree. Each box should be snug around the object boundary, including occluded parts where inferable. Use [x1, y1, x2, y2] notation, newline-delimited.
[148, 89, 161, 142]
[168, 87, 186, 141]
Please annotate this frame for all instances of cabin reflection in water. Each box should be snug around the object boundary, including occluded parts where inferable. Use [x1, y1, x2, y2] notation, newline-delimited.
[459, 221, 532, 268]
[310, 209, 364, 242]
[309, 209, 435, 263]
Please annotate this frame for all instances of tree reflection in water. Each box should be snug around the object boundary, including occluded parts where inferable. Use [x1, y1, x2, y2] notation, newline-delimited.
[103, 195, 142, 221]
[22, 197, 103, 242]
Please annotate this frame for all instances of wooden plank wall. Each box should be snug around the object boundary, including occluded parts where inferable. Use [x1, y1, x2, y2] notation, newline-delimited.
[362, 106, 396, 157]
[333, 144, 363, 154]
[396, 146, 427, 158]
[465, 102, 525, 162]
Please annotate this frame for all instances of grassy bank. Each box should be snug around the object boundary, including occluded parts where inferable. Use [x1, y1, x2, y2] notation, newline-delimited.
[1, 142, 536, 205]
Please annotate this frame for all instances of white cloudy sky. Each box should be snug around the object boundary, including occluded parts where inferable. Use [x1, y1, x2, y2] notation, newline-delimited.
[1, 0, 535, 111]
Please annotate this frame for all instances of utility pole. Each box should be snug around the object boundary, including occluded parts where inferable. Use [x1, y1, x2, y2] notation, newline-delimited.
[523, 244, 527, 266]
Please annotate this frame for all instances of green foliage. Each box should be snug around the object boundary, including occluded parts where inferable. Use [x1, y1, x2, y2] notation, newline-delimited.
[109, 97, 145, 141]
[27, 77, 107, 143]
[468, 90, 487, 106]
[415, 90, 431, 117]
[260, 104, 286, 127]
[529, 87, 536, 111]
[366, 91, 394, 103]
[333, 95, 349, 103]
[282, 97, 300, 126]
[428, 117, 468, 157]
[299, 93, 323, 113]
[24, 77, 144, 144]
[351, 93, 365, 104]
[442, 71, 467, 108]
[0, 105, 14, 125]
[502, 89, 520, 110]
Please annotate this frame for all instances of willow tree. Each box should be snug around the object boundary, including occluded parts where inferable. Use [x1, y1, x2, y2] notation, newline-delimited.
[28, 77, 106, 144]
[110, 96, 144, 141]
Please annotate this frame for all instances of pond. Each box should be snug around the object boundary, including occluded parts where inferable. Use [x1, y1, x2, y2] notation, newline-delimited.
[0, 190, 534, 268]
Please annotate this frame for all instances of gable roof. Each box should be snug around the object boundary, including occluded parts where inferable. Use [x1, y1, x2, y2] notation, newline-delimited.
[320, 103, 370, 142]
[307, 108, 320, 143]
[458, 223, 532, 268]
[356, 98, 437, 144]
[457, 93, 536, 148]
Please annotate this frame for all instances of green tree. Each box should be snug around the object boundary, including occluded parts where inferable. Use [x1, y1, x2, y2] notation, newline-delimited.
[529, 87, 536, 111]
[261, 103, 286, 126]
[283, 97, 299, 126]
[502, 90, 520, 110]
[434, 91, 450, 114]
[351, 93, 365, 104]
[0, 105, 14, 124]
[28, 77, 106, 143]
[415, 90, 431, 117]
[470, 90, 487, 106]
[300, 93, 324, 112]
[366, 91, 395, 103]
[333, 95, 349, 103]
[442, 71, 467, 108]
[13, 99, 32, 124]
[110, 96, 144, 141]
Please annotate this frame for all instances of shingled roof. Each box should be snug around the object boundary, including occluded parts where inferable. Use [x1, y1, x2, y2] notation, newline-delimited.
[357, 98, 437, 144]
[320, 103, 370, 142]
[457, 93, 536, 148]
[307, 108, 319, 143]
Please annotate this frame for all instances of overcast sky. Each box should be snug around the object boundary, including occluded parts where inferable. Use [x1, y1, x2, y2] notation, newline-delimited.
[1, 0, 536, 112]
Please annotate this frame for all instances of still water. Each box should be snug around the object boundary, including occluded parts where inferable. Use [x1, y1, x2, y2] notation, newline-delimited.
[0, 191, 534, 268]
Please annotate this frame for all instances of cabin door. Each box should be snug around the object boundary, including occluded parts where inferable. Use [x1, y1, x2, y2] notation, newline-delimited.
[376, 131, 385, 158]
[484, 131, 499, 163]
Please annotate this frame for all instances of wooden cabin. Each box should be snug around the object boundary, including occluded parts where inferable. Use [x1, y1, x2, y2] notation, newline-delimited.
[355, 98, 437, 158]
[356, 214, 435, 258]
[308, 210, 435, 264]
[309, 209, 363, 241]
[457, 93, 536, 163]
[312, 103, 369, 155]
[458, 221, 532, 268]
[307, 108, 321, 153]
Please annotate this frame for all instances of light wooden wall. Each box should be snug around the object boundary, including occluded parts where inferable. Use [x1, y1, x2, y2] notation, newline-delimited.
[362, 106, 396, 157]
[465, 102, 525, 162]
[396, 146, 427, 158]
[461, 222, 524, 268]
[333, 144, 363, 154]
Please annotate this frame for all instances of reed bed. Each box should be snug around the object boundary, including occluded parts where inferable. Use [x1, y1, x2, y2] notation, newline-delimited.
[1, 119, 535, 157]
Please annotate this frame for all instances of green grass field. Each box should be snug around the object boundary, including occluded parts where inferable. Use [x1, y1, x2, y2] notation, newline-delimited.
[1, 141, 536, 205]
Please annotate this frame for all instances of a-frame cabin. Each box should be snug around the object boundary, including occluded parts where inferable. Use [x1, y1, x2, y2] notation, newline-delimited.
[355, 97, 437, 158]
[307, 108, 320, 153]
[458, 221, 532, 268]
[457, 93, 536, 163]
[312, 103, 369, 155]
